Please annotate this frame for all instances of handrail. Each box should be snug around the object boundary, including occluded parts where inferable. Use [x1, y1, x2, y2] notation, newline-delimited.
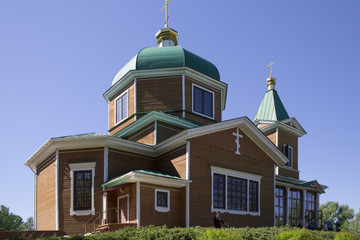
[82, 208, 119, 234]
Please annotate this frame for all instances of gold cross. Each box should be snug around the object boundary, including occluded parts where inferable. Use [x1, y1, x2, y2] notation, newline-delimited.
[267, 61, 275, 77]
[160, 0, 173, 28]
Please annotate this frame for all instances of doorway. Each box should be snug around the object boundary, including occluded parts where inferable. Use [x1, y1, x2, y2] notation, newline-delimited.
[117, 195, 129, 223]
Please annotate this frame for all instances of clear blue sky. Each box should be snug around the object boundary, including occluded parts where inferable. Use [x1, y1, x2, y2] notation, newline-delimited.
[0, 0, 359, 221]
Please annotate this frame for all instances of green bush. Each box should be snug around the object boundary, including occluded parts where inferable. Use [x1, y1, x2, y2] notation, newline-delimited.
[276, 229, 321, 240]
[334, 232, 360, 240]
[196, 228, 241, 240]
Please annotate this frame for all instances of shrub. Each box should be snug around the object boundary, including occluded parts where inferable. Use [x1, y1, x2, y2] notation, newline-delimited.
[276, 229, 321, 240]
[196, 228, 241, 240]
[334, 232, 360, 240]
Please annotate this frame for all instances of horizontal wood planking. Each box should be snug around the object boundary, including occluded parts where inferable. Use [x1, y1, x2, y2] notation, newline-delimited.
[140, 183, 185, 227]
[136, 76, 182, 113]
[188, 128, 275, 227]
[278, 167, 299, 179]
[108, 149, 156, 180]
[184, 76, 222, 124]
[109, 83, 135, 135]
[128, 123, 155, 145]
[156, 146, 187, 179]
[106, 184, 137, 224]
[110, 116, 135, 136]
[58, 148, 104, 235]
[157, 122, 182, 144]
[36, 154, 56, 230]
[265, 129, 277, 146]
[277, 129, 299, 172]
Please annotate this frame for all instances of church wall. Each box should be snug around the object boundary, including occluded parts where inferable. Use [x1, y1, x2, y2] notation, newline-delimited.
[36, 153, 56, 230]
[140, 183, 185, 227]
[265, 129, 277, 146]
[188, 128, 275, 227]
[277, 166, 299, 179]
[108, 149, 155, 180]
[108, 82, 135, 136]
[106, 184, 137, 224]
[156, 146, 187, 179]
[184, 76, 222, 125]
[127, 123, 155, 145]
[156, 122, 182, 144]
[136, 75, 183, 114]
[277, 129, 298, 172]
[58, 148, 104, 235]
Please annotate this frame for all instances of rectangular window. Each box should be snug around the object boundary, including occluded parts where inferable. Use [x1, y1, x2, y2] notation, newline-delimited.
[74, 170, 92, 211]
[275, 187, 286, 226]
[116, 91, 128, 123]
[249, 180, 259, 212]
[305, 192, 316, 228]
[213, 174, 226, 209]
[227, 176, 247, 211]
[289, 189, 302, 227]
[212, 167, 261, 215]
[283, 144, 293, 167]
[155, 189, 170, 212]
[193, 85, 214, 118]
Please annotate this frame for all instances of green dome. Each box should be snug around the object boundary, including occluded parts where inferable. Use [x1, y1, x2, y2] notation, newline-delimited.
[111, 46, 220, 86]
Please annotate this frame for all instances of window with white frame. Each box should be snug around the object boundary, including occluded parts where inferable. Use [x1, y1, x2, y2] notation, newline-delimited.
[115, 91, 128, 124]
[69, 162, 96, 216]
[283, 144, 293, 167]
[211, 166, 261, 215]
[155, 189, 170, 212]
[192, 84, 214, 118]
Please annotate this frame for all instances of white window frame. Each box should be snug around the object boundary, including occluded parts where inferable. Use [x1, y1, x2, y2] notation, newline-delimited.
[211, 166, 261, 216]
[192, 83, 215, 120]
[69, 162, 96, 216]
[283, 144, 293, 168]
[114, 89, 129, 125]
[117, 194, 130, 223]
[155, 189, 170, 212]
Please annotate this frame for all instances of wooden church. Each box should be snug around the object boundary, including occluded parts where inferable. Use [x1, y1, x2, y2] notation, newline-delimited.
[25, 7, 326, 235]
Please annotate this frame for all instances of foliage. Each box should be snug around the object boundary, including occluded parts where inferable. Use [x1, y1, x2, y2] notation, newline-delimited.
[333, 232, 360, 240]
[276, 229, 321, 240]
[0, 205, 24, 231]
[19, 217, 35, 231]
[197, 228, 241, 240]
[320, 201, 354, 225]
[356, 209, 360, 220]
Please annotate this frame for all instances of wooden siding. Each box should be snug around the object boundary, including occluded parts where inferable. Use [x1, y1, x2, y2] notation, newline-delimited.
[189, 128, 275, 227]
[109, 83, 135, 135]
[58, 148, 104, 235]
[140, 183, 185, 227]
[128, 123, 155, 145]
[156, 146, 187, 179]
[277, 128, 299, 172]
[184, 76, 222, 124]
[278, 166, 299, 179]
[157, 122, 182, 144]
[136, 76, 182, 113]
[108, 149, 155, 180]
[106, 184, 137, 224]
[36, 154, 56, 230]
[265, 129, 277, 146]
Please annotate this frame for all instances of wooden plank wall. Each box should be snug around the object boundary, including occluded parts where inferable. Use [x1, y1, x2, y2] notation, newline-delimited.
[140, 183, 185, 227]
[36, 154, 56, 230]
[58, 148, 104, 235]
[189, 128, 275, 227]
[277, 129, 299, 171]
[127, 123, 155, 145]
[156, 146, 187, 179]
[156, 122, 182, 144]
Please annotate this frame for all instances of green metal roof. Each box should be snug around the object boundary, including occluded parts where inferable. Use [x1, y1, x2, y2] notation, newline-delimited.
[51, 132, 106, 140]
[133, 169, 182, 180]
[254, 89, 289, 122]
[111, 46, 220, 86]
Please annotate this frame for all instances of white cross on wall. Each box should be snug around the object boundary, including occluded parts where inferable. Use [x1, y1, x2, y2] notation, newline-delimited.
[232, 128, 243, 155]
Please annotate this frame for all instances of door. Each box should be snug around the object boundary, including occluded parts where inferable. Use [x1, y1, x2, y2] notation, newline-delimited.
[118, 195, 128, 223]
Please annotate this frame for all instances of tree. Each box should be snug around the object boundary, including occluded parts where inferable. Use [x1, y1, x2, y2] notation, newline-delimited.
[356, 209, 360, 220]
[19, 217, 34, 231]
[0, 205, 24, 231]
[320, 201, 354, 225]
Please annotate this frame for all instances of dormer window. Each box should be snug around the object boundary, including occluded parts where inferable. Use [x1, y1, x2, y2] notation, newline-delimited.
[283, 144, 293, 167]
[193, 84, 214, 119]
[115, 90, 128, 124]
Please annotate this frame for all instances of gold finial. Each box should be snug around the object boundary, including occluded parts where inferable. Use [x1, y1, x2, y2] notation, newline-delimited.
[161, 0, 173, 28]
[267, 61, 275, 77]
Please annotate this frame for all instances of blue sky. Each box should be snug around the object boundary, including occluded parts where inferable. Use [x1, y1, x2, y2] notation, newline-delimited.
[0, 1, 359, 221]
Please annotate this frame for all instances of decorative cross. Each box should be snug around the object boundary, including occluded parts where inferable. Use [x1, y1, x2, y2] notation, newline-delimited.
[267, 61, 275, 77]
[160, 0, 173, 28]
[232, 128, 243, 155]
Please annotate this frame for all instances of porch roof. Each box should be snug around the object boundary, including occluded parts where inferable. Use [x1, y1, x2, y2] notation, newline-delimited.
[102, 169, 191, 190]
[276, 175, 327, 193]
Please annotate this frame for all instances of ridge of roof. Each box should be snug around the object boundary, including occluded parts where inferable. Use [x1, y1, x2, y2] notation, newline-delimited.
[254, 89, 289, 122]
